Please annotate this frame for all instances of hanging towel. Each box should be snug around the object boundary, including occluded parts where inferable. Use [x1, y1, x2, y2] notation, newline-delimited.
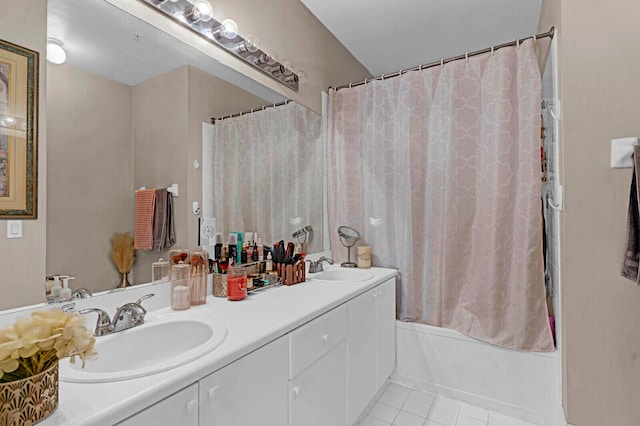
[621, 144, 640, 282]
[134, 189, 156, 250]
[152, 188, 176, 251]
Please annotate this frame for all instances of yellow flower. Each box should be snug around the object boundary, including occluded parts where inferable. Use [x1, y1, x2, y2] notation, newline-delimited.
[0, 308, 97, 383]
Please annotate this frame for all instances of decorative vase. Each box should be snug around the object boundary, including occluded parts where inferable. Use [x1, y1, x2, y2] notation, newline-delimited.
[0, 362, 58, 426]
[116, 272, 131, 288]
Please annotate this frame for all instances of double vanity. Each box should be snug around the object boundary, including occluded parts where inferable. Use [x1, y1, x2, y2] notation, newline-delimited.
[13, 266, 397, 425]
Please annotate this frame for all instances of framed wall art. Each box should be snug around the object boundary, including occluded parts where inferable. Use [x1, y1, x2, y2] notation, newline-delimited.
[0, 38, 38, 219]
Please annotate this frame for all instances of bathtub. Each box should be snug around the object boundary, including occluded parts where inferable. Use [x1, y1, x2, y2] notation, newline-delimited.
[392, 321, 566, 425]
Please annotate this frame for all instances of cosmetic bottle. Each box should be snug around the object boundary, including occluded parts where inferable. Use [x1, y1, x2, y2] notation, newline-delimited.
[266, 252, 273, 272]
[241, 243, 248, 264]
[234, 231, 244, 264]
[214, 233, 223, 260]
[228, 233, 238, 265]
[257, 237, 264, 261]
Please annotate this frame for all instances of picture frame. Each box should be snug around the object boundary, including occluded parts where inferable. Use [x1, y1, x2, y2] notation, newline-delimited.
[0, 38, 38, 219]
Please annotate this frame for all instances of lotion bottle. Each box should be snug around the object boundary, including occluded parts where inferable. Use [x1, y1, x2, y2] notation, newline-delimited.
[51, 276, 62, 299]
[60, 277, 75, 301]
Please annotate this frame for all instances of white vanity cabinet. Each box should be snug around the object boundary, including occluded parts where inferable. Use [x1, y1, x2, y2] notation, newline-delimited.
[289, 304, 348, 426]
[347, 278, 396, 424]
[198, 335, 289, 426]
[116, 383, 199, 426]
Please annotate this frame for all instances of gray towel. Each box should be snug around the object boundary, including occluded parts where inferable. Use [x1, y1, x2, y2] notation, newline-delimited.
[152, 188, 176, 252]
[621, 145, 640, 282]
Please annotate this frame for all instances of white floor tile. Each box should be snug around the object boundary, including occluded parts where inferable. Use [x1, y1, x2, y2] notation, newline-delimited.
[458, 403, 489, 422]
[456, 415, 487, 426]
[429, 406, 458, 426]
[401, 398, 432, 418]
[393, 410, 426, 426]
[379, 389, 409, 409]
[370, 402, 401, 423]
[386, 382, 413, 397]
[407, 389, 437, 405]
[360, 415, 393, 426]
[433, 396, 460, 413]
[487, 411, 520, 426]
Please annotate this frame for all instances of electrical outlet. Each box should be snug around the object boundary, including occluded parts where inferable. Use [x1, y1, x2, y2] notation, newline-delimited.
[199, 218, 216, 245]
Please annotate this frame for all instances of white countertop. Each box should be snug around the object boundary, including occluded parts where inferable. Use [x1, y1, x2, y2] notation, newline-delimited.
[39, 266, 397, 426]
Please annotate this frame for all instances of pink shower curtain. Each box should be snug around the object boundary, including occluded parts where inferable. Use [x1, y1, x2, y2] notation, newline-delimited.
[328, 40, 554, 351]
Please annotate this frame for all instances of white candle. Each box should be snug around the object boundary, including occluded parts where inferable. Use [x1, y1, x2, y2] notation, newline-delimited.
[357, 246, 372, 269]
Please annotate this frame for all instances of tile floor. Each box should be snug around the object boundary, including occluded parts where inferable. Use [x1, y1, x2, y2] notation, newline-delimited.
[357, 382, 540, 426]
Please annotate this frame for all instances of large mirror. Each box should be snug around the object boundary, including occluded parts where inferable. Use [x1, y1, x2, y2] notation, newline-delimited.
[35, 0, 324, 303]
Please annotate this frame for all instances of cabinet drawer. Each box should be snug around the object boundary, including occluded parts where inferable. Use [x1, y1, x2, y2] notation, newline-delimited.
[289, 304, 347, 379]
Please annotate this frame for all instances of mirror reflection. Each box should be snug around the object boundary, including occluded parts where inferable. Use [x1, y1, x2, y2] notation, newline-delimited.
[33, 0, 325, 306]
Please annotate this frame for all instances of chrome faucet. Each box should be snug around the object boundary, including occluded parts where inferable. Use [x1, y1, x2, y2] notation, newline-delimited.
[307, 256, 334, 273]
[79, 294, 154, 337]
[72, 288, 93, 299]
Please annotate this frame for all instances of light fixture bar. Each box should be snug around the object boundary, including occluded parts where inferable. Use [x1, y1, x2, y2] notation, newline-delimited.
[138, 0, 299, 92]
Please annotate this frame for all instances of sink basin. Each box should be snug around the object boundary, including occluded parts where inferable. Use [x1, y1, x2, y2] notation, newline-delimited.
[310, 268, 374, 282]
[59, 316, 227, 383]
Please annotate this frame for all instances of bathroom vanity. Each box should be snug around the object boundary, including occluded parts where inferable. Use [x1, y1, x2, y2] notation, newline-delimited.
[25, 266, 397, 426]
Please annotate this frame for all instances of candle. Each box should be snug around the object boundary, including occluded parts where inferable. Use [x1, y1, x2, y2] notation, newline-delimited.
[357, 246, 372, 269]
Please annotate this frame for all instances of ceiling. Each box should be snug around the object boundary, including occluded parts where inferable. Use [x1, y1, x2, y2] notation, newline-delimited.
[47, 0, 543, 95]
[300, 0, 544, 77]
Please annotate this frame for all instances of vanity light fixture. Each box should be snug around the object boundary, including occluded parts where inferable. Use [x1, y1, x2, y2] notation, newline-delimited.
[46, 38, 66, 64]
[139, 0, 301, 91]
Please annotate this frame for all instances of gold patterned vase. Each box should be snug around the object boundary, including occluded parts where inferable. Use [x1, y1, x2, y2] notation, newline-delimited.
[0, 362, 58, 426]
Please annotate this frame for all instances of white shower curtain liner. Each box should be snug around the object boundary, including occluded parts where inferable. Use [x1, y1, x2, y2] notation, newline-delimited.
[328, 39, 554, 352]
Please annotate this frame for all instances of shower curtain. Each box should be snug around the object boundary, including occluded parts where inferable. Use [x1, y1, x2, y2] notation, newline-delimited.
[328, 40, 554, 351]
[209, 102, 322, 246]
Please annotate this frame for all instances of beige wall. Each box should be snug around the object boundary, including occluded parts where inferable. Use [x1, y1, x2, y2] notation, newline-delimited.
[0, 0, 47, 310]
[540, 0, 640, 424]
[46, 63, 134, 293]
[133, 65, 266, 283]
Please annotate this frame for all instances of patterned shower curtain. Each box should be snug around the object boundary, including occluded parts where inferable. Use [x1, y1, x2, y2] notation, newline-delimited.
[327, 40, 554, 351]
[208, 102, 322, 248]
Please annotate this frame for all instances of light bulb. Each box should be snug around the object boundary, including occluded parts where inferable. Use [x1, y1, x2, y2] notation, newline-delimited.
[193, 0, 213, 22]
[244, 35, 260, 53]
[282, 61, 294, 75]
[219, 19, 238, 39]
[46, 39, 66, 64]
[297, 71, 308, 85]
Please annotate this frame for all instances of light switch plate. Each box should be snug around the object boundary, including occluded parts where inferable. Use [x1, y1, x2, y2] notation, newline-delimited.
[7, 220, 22, 239]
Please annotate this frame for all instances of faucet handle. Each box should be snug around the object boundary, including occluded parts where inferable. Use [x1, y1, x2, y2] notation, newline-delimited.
[135, 293, 154, 312]
[79, 308, 112, 336]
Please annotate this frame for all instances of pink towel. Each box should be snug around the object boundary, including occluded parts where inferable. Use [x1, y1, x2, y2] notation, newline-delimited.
[134, 189, 156, 250]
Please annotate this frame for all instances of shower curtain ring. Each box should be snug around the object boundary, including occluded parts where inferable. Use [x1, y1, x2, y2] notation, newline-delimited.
[465, 52, 469, 62]
[441, 59, 444, 68]
[532, 34, 537, 44]
[491, 46, 495, 55]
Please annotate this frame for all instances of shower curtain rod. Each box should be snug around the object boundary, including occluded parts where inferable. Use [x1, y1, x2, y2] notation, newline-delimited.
[210, 100, 291, 124]
[330, 27, 555, 92]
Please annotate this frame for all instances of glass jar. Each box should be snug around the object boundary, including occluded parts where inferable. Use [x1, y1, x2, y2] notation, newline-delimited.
[227, 265, 247, 301]
[189, 250, 208, 305]
[171, 262, 191, 310]
[152, 258, 170, 285]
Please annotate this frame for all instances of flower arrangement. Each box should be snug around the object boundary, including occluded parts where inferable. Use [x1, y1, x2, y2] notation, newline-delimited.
[0, 309, 96, 383]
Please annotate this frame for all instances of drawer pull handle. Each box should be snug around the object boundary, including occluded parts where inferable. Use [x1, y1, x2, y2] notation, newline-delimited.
[207, 386, 219, 399]
[293, 385, 301, 397]
[186, 399, 198, 412]
[321, 334, 329, 343]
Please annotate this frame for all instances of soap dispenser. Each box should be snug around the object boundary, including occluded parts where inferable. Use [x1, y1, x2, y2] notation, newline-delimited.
[60, 277, 75, 301]
[51, 276, 62, 299]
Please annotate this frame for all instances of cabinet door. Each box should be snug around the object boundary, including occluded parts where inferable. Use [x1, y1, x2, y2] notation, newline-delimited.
[376, 278, 396, 388]
[199, 335, 289, 426]
[116, 383, 198, 426]
[346, 286, 377, 425]
[290, 341, 346, 426]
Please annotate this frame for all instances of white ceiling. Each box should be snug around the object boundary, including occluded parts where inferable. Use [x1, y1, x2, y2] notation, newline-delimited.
[300, 0, 544, 77]
[47, 0, 543, 97]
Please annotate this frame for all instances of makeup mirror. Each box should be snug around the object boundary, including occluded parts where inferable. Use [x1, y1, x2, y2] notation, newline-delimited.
[337, 226, 360, 268]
